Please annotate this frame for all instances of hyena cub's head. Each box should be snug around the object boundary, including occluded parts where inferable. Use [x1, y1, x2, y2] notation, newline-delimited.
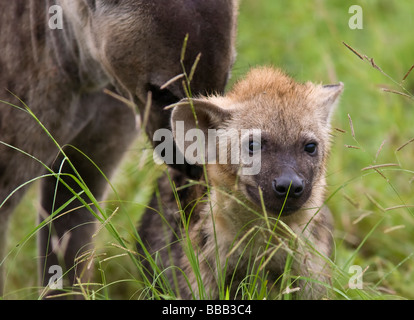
[171, 67, 343, 216]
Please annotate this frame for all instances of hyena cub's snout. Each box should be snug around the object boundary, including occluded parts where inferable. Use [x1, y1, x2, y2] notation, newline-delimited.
[249, 163, 312, 217]
[268, 165, 311, 216]
[272, 167, 305, 199]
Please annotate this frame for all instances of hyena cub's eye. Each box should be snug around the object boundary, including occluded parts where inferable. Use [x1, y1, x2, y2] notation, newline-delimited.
[248, 140, 262, 154]
[304, 142, 318, 155]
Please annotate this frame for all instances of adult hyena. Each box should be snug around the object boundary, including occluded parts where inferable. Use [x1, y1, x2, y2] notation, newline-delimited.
[0, 0, 238, 295]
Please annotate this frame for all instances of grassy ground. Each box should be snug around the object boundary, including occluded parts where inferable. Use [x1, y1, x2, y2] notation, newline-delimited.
[4, 0, 414, 299]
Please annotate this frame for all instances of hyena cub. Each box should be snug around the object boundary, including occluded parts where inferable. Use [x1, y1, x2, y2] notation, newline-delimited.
[138, 67, 343, 299]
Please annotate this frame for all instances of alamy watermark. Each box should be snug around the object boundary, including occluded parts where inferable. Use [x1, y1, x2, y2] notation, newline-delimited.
[349, 5, 363, 30]
[48, 5, 63, 30]
[48, 5, 364, 31]
[48, 265, 63, 290]
[153, 123, 262, 175]
[348, 265, 365, 289]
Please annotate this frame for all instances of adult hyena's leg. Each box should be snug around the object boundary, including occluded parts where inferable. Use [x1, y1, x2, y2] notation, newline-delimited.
[38, 93, 137, 295]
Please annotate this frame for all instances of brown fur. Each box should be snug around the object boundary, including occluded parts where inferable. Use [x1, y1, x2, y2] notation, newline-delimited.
[138, 67, 343, 299]
[0, 0, 238, 296]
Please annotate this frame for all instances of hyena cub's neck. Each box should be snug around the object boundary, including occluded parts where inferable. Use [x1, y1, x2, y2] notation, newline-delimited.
[184, 184, 260, 298]
[195, 183, 253, 247]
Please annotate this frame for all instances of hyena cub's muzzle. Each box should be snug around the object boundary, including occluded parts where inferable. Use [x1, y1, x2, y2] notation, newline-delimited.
[269, 164, 313, 215]
[247, 174, 311, 216]
[272, 166, 306, 200]
[246, 156, 315, 217]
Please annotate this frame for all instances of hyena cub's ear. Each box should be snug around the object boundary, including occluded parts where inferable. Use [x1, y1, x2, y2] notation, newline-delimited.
[313, 82, 344, 124]
[171, 98, 232, 165]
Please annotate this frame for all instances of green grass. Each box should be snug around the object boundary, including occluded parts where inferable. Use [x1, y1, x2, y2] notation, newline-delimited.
[3, 0, 414, 299]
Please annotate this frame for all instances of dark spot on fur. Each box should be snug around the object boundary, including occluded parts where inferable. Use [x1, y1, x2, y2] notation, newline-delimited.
[33, 19, 44, 44]
[310, 225, 320, 240]
[6, 80, 15, 92]
[85, 0, 96, 10]
[14, 1, 25, 18]
[200, 229, 209, 248]
[145, 84, 179, 108]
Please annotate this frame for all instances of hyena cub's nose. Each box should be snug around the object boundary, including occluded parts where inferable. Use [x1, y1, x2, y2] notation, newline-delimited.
[272, 173, 305, 199]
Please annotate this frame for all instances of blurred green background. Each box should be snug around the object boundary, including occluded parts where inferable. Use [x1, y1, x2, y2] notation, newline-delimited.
[5, 0, 414, 299]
